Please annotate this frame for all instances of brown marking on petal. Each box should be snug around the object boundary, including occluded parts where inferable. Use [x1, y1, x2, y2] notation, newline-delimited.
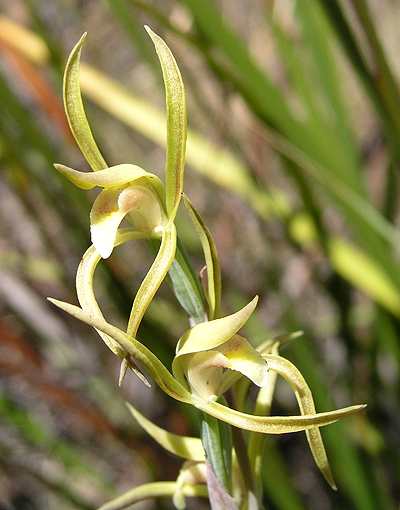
[118, 187, 148, 215]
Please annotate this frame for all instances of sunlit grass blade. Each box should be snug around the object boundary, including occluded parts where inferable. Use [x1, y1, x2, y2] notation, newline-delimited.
[316, 0, 400, 160]
[0, 15, 50, 64]
[328, 238, 400, 317]
[262, 128, 400, 282]
[261, 436, 307, 510]
[293, 0, 354, 140]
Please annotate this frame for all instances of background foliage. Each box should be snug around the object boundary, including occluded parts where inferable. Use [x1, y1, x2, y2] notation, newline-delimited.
[0, 0, 399, 509]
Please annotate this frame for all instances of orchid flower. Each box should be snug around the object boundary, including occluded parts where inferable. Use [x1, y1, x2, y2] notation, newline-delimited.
[55, 27, 184, 260]
[172, 296, 269, 401]
[49, 29, 366, 510]
[52, 28, 186, 363]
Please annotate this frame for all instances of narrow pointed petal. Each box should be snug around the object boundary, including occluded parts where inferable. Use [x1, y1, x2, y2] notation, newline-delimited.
[183, 194, 221, 320]
[146, 27, 186, 222]
[127, 224, 177, 338]
[127, 403, 205, 461]
[76, 229, 154, 386]
[264, 354, 337, 488]
[54, 163, 158, 190]
[47, 298, 193, 403]
[176, 297, 258, 356]
[76, 243, 124, 357]
[76, 230, 147, 349]
[257, 330, 304, 355]
[63, 33, 108, 171]
[196, 399, 366, 435]
[119, 357, 151, 387]
[118, 358, 129, 386]
[77, 230, 147, 316]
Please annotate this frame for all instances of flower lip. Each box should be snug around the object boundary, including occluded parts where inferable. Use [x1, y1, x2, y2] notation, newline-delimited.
[90, 181, 166, 259]
[183, 334, 269, 401]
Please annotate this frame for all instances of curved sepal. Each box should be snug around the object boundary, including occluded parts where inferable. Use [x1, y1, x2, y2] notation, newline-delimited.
[127, 403, 205, 461]
[183, 194, 221, 320]
[127, 224, 177, 337]
[176, 297, 258, 357]
[47, 298, 193, 403]
[76, 230, 148, 353]
[54, 163, 163, 191]
[146, 26, 186, 222]
[196, 399, 366, 435]
[63, 33, 107, 171]
[264, 354, 337, 488]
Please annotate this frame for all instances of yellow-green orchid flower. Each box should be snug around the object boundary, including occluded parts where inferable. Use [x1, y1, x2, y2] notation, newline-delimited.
[55, 27, 185, 261]
[49, 28, 367, 510]
[53, 28, 186, 349]
[172, 296, 269, 401]
[49, 296, 365, 434]
[54, 163, 167, 259]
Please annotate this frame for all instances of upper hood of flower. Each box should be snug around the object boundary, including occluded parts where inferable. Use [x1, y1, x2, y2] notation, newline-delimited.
[54, 163, 167, 258]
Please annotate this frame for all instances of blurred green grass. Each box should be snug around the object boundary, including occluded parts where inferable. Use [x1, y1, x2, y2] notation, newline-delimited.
[0, 1, 399, 509]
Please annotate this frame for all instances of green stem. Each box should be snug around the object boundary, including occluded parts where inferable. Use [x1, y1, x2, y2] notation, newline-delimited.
[149, 233, 234, 498]
[198, 409, 233, 496]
